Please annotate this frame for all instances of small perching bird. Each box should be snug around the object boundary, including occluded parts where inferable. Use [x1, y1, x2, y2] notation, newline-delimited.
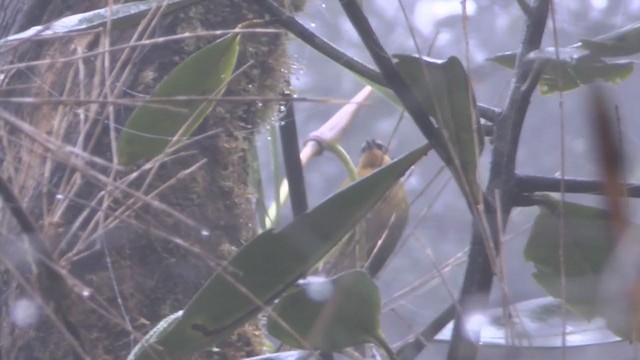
[325, 139, 409, 278]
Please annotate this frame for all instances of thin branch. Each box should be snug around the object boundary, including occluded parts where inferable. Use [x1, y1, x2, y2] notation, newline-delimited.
[279, 94, 309, 217]
[517, 0, 533, 16]
[477, 104, 501, 124]
[337, 0, 448, 161]
[259, 0, 385, 85]
[396, 304, 455, 360]
[0, 174, 40, 236]
[257, 0, 498, 123]
[447, 1, 549, 359]
[481, 123, 494, 138]
[514, 174, 640, 198]
[0, 174, 85, 357]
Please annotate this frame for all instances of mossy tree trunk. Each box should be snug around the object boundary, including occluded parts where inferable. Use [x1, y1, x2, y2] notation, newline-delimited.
[0, 1, 289, 359]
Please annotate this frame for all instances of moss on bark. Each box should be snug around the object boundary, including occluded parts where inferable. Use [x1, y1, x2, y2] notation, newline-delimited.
[0, 1, 294, 358]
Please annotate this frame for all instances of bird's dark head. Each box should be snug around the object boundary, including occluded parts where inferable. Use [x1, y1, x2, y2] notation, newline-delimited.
[358, 139, 391, 170]
[361, 139, 388, 155]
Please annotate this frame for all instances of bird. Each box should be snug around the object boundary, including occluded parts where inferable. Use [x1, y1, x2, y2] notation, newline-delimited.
[324, 139, 409, 278]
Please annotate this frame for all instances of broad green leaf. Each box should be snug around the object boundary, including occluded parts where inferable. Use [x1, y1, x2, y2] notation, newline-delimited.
[0, 0, 203, 44]
[267, 271, 390, 354]
[572, 58, 634, 85]
[538, 55, 633, 95]
[489, 20, 640, 64]
[487, 28, 637, 95]
[524, 196, 616, 318]
[577, 20, 640, 57]
[127, 144, 429, 360]
[525, 196, 640, 341]
[488, 50, 634, 94]
[394, 54, 483, 202]
[434, 297, 620, 347]
[596, 227, 640, 341]
[488, 48, 588, 71]
[117, 33, 239, 165]
[126, 310, 183, 360]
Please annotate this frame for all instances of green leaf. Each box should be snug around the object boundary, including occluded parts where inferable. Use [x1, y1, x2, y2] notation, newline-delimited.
[596, 228, 640, 341]
[117, 32, 240, 165]
[572, 58, 634, 85]
[524, 195, 616, 318]
[394, 54, 483, 201]
[525, 196, 640, 341]
[126, 311, 183, 360]
[577, 20, 640, 57]
[0, 0, 203, 44]
[487, 37, 636, 95]
[537, 55, 634, 95]
[127, 144, 428, 360]
[267, 270, 385, 352]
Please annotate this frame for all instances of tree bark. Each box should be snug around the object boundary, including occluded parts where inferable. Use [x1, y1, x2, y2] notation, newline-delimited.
[0, 1, 290, 359]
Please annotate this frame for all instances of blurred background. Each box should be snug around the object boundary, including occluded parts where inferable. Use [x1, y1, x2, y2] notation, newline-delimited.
[257, 1, 640, 358]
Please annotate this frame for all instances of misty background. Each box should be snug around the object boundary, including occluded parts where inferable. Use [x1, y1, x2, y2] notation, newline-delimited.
[257, 1, 640, 358]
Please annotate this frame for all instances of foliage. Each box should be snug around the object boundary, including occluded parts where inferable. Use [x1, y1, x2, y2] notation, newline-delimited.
[3, 1, 640, 360]
[128, 145, 428, 359]
[116, 32, 240, 165]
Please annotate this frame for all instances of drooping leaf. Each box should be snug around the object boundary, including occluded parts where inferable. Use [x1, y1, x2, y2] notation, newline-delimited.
[487, 48, 588, 71]
[127, 144, 429, 360]
[0, 0, 203, 44]
[572, 58, 634, 85]
[267, 271, 389, 353]
[525, 196, 640, 341]
[487, 34, 636, 95]
[126, 310, 183, 360]
[537, 54, 633, 95]
[394, 54, 483, 202]
[596, 227, 640, 341]
[524, 195, 617, 318]
[577, 20, 640, 57]
[117, 32, 240, 165]
[434, 297, 620, 347]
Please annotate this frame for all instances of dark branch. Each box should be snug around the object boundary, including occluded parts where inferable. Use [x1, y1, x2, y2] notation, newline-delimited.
[516, 0, 533, 16]
[477, 105, 501, 123]
[396, 304, 456, 359]
[515, 174, 640, 198]
[447, 1, 549, 359]
[337, 0, 449, 162]
[258, 0, 499, 124]
[0, 174, 85, 356]
[279, 95, 309, 217]
[0, 174, 39, 235]
[260, 0, 385, 86]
